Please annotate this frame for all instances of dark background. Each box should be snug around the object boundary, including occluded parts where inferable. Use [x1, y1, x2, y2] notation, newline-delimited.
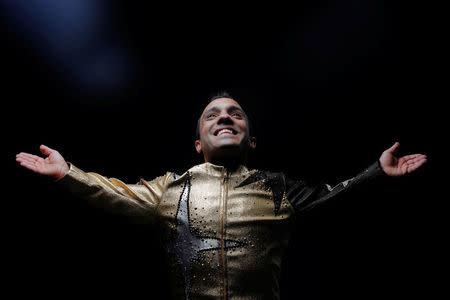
[2, 1, 445, 299]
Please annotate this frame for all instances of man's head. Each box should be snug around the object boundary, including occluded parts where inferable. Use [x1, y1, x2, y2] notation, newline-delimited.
[195, 94, 256, 165]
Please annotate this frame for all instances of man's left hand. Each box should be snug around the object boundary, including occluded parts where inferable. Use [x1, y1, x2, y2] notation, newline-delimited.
[379, 142, 427, 177]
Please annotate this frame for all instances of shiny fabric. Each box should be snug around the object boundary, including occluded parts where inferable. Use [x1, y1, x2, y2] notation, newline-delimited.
[58, 161, 385, 299]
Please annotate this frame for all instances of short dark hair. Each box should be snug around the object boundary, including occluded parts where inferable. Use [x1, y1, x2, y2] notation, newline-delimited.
[209, 91, 233, 102]
[195, 91, 254, 140]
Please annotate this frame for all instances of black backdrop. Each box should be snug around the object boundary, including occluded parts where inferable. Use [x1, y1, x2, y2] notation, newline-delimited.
[2, 1, 444, 299]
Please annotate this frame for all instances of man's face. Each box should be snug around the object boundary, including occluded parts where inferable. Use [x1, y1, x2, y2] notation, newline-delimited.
[195, 98, 255, 162]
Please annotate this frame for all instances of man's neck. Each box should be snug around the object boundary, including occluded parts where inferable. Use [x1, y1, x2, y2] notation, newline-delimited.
[205, 156, 247, 172]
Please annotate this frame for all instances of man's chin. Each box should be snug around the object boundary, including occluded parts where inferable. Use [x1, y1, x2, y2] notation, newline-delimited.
[211, 142, 249, 156]
[208, 143, 236, 153]
[218, 140, 238, 146]
[215, 142, 243, 150]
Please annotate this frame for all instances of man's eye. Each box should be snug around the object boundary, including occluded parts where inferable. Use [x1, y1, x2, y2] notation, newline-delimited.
[232, 112, 243, 118]
[206, 114, 217, 119]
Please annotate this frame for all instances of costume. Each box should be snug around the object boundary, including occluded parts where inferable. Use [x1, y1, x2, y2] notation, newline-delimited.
[58, 161, 385, 299]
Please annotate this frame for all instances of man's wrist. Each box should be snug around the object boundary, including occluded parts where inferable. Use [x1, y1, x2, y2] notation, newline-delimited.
[55, 162, 71, 181]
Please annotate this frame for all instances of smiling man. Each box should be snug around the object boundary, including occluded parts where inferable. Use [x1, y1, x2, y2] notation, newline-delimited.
[195, 96, 256, 168]
[16, 92, 427, 299]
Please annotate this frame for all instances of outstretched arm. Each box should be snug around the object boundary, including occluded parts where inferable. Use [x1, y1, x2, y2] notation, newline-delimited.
[288, 141, 428, 213]
[16, 145, 172, 219]
[379, 142, 427, 177]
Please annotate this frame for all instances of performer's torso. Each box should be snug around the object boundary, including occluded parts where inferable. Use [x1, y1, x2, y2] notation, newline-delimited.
[155, 163, 296, 300]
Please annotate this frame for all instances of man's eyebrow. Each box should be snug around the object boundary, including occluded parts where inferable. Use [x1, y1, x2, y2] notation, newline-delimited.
[202, 105, 245, 118]
[202, 106, 220, 117]
[227, 105, 244, 113]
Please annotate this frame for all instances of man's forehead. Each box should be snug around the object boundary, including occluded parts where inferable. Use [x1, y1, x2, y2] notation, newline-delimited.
[202, 98, 243, 114]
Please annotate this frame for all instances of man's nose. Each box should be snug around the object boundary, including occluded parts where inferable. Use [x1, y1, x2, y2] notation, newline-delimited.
[217, 113, 234, 124]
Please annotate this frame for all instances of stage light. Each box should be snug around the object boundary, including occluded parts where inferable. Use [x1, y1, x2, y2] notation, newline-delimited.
[2, 0, 133, 92]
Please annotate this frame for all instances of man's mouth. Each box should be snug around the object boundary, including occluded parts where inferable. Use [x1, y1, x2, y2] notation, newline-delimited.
[214, 128, 237, 136]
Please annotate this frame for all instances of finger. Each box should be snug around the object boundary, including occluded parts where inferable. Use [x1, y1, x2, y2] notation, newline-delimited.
[40, 144, 54, 156]
[401, 154, 422, 161]
[16, 152, 43, 162]
[16, 152, 38, 158]
[407, 160, 427, 173]
[19, 161, 41, 173]
[404, 154, 427, 163]
[406, 157, 426, 166]
[386, 142, 400, 154]
[405, 157, 426, 165]
[411, 157, 428, 166]
[16, 155, 39, 165]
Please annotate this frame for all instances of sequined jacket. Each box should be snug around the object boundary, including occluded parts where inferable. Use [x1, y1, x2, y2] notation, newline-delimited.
[58, 161, 385, 300]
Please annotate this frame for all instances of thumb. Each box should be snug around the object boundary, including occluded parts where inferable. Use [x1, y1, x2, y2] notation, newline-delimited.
[39, 144, 54, 157]
[387, 142, 400, 154]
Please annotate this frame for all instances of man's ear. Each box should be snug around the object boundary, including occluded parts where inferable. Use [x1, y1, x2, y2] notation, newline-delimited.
[195, 140, 202, 154]
[249, 136, 257, 150]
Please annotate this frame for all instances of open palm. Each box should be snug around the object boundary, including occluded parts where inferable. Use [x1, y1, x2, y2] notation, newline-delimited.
[379, 142, 427, 177]
[16, 145, 69, 180]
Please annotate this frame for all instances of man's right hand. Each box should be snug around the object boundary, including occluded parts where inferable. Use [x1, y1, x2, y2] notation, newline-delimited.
[16, 145, 70, 180]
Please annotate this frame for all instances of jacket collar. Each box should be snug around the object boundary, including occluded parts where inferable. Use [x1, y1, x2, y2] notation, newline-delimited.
[190, 162, 250, 177]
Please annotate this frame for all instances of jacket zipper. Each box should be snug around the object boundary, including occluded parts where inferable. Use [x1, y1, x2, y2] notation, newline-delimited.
[221, 168, 229, 300]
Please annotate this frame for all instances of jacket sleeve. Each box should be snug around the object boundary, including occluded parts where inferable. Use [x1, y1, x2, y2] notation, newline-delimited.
[56, 163, 172, 219]
[286, 160, 387, 214]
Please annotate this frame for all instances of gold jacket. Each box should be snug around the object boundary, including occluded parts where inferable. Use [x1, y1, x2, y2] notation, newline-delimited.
[58, 161, 384, 299]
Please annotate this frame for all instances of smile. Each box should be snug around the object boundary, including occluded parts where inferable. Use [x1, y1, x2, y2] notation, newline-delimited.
[215, 128, 237, 136]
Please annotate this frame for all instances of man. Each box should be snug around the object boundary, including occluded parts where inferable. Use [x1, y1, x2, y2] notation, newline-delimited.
[16, 94, 427, 299]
